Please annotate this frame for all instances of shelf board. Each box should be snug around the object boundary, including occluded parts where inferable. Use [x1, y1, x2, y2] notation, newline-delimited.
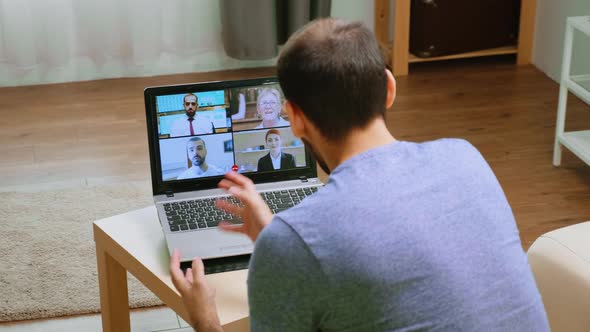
[378, 43, 518, 66]
[568, 16, 590, 36]
[558, 130, 590, 166]
[408, 45, 517, 63]
[568, 74, 590, 106]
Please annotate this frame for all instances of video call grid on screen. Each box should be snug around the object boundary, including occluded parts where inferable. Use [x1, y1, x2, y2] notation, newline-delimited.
[155, 84, 307, 182]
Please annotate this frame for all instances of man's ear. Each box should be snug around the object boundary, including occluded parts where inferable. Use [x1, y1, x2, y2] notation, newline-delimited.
[385, 69, 396, 109]
[285, 100, 305, 138]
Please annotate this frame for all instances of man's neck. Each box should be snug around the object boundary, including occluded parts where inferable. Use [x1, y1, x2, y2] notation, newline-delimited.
[270, 150, 281, 159]
[319, 119, 396, 171]
[195, 163, 208, 173]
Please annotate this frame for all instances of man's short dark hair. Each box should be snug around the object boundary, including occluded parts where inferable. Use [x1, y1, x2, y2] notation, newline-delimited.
[184, 93, 198, 104]
[187, 136, 205, 147]
[277, 18, 387, 141]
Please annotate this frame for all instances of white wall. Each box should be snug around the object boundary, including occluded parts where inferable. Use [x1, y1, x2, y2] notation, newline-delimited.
[532, 0, 590, 81]
[331, 0, 374, 31]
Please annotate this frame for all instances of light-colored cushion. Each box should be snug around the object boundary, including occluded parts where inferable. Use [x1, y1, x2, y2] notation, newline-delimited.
[527, 221, 590, 332]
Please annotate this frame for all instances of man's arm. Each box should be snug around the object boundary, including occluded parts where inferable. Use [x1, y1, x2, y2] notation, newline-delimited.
[169, 250, 223, 332]
[169, 119, 184, 137]
[248, 218, 329, 332]
[170, 172, 274, 331]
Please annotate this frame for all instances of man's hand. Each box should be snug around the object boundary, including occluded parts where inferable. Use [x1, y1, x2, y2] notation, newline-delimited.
[169, 249, 223, 332]
[216, 172, 273, 242]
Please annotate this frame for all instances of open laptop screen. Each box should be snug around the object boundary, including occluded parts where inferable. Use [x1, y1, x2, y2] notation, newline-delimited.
[152, 80, 309, 183]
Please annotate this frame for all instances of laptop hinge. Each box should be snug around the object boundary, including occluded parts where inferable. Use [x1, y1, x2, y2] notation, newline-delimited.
[165, 190, 174, 198]
[299, 176, 308, 183]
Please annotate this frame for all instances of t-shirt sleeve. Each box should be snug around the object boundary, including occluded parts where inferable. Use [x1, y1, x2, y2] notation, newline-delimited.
[247, 217, 328, 332]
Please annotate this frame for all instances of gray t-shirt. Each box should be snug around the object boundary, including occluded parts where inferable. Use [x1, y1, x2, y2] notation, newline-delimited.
[247, 139, 549, 332]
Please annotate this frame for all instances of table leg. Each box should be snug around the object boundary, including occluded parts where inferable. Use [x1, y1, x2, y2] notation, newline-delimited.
[96, 246, 130, 332]
[224, 317, 250, 332]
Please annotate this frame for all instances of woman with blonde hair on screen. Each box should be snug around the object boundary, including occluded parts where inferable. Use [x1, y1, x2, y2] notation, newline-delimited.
[254, 88, 290, 129]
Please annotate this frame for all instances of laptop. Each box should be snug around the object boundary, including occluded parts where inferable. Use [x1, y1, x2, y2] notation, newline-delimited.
[144, 77, 323, 273]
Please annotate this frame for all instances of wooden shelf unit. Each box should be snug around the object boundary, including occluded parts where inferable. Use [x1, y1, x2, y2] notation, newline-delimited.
[374, 0, 537, 76]
[553, 16, 590, 167]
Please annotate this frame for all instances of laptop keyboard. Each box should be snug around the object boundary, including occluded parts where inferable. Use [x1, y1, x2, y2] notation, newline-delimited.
[163, 186, 320, 232]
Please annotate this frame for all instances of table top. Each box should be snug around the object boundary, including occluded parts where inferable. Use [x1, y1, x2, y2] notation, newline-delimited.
[93, 205, 249, 327]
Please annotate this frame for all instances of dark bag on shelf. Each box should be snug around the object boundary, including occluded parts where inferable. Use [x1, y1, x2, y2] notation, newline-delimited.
[410, 0, 521, 58]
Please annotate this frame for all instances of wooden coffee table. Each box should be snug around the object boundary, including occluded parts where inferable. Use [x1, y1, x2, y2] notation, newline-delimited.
[93, 206, 249, 332]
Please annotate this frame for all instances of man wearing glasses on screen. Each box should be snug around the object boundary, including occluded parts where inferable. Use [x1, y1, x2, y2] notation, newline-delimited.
[169, 93, 214, 137]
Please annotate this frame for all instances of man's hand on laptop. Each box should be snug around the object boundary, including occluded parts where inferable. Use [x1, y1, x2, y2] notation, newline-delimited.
[169, 249, 223, 332]
[216, 172, 273, 242]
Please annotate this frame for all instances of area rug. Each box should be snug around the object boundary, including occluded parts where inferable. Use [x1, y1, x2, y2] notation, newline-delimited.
[0, 182, 164, 322]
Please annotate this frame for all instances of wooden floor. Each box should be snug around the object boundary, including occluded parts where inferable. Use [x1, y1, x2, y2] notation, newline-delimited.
[1, 56, 589, 250]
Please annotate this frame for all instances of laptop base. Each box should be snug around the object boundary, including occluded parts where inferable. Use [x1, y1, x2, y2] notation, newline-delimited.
[181, 254, 251, 275]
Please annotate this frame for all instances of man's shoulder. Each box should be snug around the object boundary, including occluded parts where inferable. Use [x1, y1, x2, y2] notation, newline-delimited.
[273, 188, 336, 231]
[397, 138, 484, 170]
[194, 115, 213, 132]
[254, 217, 313, 263]
[206, 164, 224, 174]
[433, 137, 476, 150]
[411, 138, 476, 154]
[431, 138, 487, 168]
[176, 167, 192, 179]
[423, 138, 481, 157]
[169, 117, 187, 133]
[171, 117, 186, 126]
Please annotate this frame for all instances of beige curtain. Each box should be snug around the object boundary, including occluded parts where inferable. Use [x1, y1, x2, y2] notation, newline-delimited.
[1, 0, 274, 87]
[220, 0, 331, 60]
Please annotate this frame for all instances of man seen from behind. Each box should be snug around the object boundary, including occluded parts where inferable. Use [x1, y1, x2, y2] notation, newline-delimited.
[170, 18, 549, 332]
